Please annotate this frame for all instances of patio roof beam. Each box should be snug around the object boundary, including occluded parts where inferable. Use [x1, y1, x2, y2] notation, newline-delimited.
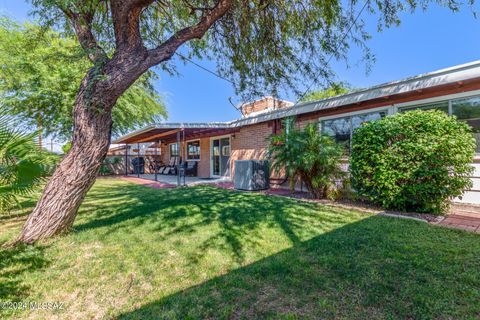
[185, 128, 240, 141]
[133, 129, 181, 143]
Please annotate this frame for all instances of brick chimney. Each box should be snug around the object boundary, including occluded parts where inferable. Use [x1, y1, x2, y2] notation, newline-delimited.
[240, 96, 293, 117]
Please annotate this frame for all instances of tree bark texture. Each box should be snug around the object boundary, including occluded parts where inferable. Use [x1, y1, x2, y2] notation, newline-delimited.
[16, 70, 117, 243]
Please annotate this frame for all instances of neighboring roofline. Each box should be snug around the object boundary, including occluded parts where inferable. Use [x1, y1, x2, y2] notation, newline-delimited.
[236, 95, 294, 109]
[113, 60, 480, 143]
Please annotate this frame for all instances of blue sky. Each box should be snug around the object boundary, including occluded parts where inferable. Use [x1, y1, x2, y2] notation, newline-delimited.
[1, 0, 480, 126]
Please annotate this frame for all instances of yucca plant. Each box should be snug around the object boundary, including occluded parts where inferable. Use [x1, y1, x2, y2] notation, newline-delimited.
[268, 117, 345, 198]
[0, 115, 53, 214]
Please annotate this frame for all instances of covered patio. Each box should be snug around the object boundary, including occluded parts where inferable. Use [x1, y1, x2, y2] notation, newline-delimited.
[112, 123, 239, 186]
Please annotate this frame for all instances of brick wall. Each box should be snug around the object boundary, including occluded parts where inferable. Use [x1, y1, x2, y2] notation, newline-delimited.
[230, 122, 272, 176]
[197, 138, 210, 178]
[160, 143, 169, 164]
[241, 97, 293, 116]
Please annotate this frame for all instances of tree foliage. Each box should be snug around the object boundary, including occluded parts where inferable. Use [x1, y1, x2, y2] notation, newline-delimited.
[268, 118, 345, 198]
[350, 110, 476, 214]
[27, 0, 468, 100]
[0, 17, 167, 141]
[300, 82, 352, 102]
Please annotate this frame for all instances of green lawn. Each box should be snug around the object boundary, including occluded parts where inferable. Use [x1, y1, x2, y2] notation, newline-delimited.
[1, 178, 479, 319]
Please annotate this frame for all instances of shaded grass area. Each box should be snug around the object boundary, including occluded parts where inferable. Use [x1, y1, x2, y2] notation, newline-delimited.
[0, 178, 479, 319]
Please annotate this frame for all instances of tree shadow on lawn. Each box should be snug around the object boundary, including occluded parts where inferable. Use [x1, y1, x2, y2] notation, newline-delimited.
[75, 183, 351, 264]
[0, 197, 40, 222]
[117, 216, 480, 320]
[0, 243, 50, 303]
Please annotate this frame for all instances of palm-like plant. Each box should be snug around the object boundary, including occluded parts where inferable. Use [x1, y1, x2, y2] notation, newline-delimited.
[0, 115, 53, 214]
[268, 118, 345, 198]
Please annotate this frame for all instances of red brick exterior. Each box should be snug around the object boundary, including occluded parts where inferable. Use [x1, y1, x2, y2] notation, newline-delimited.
[197, 138, 210, 178]
[230, 122, 273, 176]
[160, 143, 169, 164]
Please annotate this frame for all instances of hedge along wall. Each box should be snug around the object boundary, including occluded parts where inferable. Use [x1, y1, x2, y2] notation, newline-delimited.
[350, 110, 476, 214]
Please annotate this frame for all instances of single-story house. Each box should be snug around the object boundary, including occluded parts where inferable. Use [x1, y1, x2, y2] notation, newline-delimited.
[113, 61, 480, 204]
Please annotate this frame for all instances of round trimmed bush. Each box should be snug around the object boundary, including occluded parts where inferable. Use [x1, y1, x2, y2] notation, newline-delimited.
[350, 110, 476, 214]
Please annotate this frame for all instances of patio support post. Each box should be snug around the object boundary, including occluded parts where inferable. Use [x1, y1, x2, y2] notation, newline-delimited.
[177, 131, 180, 186]
[154, 140, 158, 181]
[137, 143, 140, 178]
[124, 144, 128, 176]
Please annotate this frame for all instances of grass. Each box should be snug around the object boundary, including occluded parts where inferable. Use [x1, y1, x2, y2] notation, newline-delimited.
[0, 177, 479, 319]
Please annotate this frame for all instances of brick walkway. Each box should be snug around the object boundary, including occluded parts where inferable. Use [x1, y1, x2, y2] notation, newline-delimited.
[120, 176, 480, 234]
[438, 205, 480, 233]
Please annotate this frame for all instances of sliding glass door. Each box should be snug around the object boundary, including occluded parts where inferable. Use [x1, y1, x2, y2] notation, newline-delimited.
[211, 137, 231, 177]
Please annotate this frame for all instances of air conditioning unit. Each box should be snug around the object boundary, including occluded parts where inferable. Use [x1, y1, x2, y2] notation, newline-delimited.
[234, 160, 270, 191]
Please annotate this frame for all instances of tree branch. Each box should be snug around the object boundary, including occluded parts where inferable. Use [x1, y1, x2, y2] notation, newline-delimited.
[144, 0, 233, 67]
[110, 0, 155, 52]
[61, 4, 107, 63]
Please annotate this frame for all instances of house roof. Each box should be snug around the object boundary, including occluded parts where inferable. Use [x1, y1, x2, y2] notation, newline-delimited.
[113, 60, 480, 144]
[229, 60, 480, 126]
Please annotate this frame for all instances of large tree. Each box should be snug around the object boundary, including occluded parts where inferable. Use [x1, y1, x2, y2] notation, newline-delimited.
[0, 17, 166, 143]
[15, 0, 464, 243]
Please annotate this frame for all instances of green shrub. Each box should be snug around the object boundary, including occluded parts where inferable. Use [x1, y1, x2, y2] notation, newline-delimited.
[268, 118, 345, 199]
[0, 115, 56, 214]
[99, 158, 114, 176]
[350, 110, 476, 214]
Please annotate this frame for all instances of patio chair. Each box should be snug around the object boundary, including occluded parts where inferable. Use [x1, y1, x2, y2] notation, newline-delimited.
[163, 157, 179, 175]
[185, 161, 198, 177]
[158, 157, 174, 174]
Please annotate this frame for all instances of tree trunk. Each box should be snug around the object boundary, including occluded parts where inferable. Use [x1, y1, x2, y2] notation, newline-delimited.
[299, 172, 326, 199]
[16, 73, 115, 244]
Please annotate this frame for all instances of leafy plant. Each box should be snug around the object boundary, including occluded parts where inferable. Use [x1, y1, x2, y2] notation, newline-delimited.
[98, 163, 113, 176]
[99, 158, 113, 176]
[268, 118, 345, 198]
[350, 110, 476, 214]
[62, 142, 72, 154]
[0, 115, 55, 214]
[98, 157, 122, 176]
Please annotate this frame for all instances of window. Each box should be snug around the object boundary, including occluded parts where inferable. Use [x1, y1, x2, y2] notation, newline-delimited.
[452, 96, 480, 153]
[399, 95, 480, 153]
[169, 143, 179, 158]
[322, 116, 351, 147]
[321, 110, 387, 153]
[398, 101, 449, 113]
[222, 145, 230, 156]
[186, 140, 200, 160]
